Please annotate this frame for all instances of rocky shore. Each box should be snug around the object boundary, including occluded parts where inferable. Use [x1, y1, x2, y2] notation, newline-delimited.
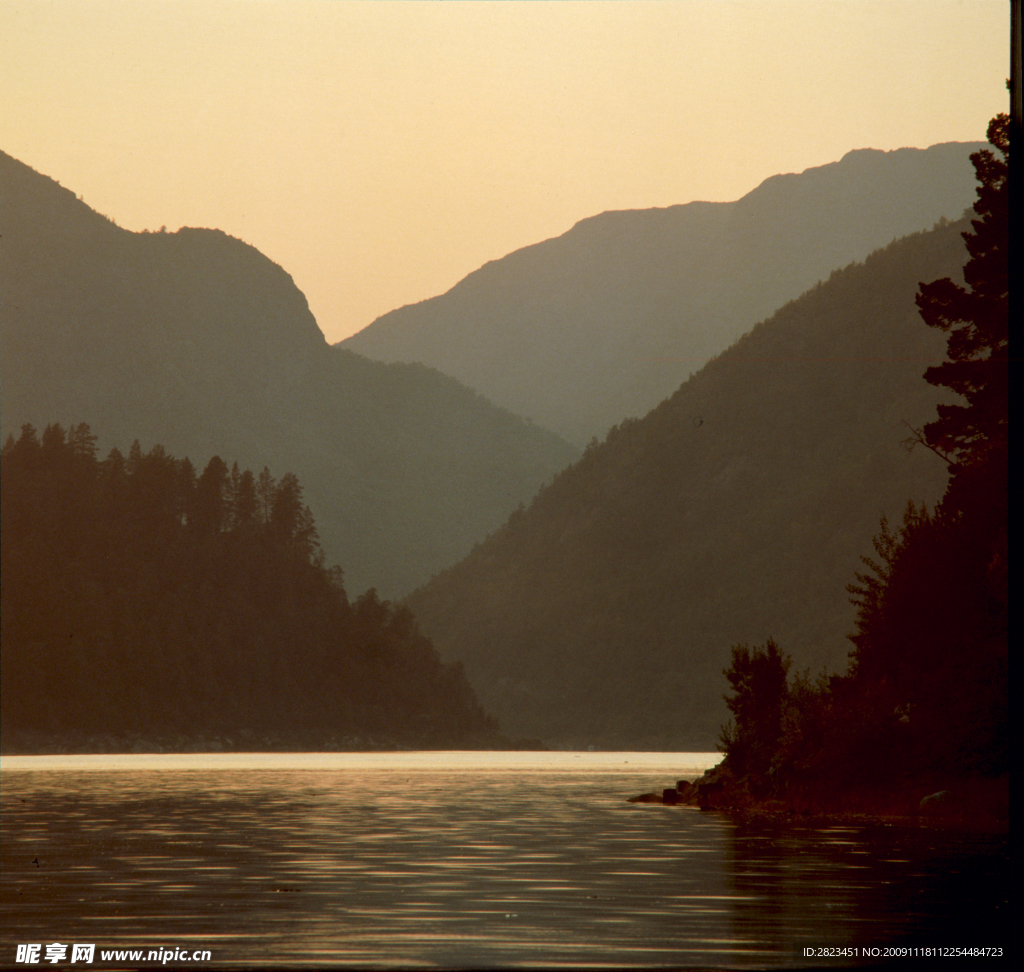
[629, 763, 1009, 832]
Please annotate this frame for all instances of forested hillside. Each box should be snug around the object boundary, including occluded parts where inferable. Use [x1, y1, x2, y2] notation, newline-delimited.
[343, 142, 982, 446]
[406, 219, 969, 750]
[1, 425, 504, 753]
[0, 150, 577, 597]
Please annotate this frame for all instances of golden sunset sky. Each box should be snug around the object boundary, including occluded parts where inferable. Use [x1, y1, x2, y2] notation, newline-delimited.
[1, 0, 1009, 343]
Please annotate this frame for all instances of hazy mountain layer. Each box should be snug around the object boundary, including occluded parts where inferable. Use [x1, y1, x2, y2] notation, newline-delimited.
[342, 142, 982, 447]
[405, 221, 967, 750]
[0, 151, 578, 597]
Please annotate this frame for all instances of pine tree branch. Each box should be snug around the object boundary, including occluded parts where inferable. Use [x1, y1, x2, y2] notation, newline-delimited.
[900, 420, 957, 465]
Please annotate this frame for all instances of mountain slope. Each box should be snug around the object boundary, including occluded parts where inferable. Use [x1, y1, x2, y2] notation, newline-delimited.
[342, 142, 982, 447]
[0, 150, 578, 597]
[404, 220, 967, 750]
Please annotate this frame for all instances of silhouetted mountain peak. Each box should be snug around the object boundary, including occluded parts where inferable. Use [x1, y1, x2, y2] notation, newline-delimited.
[342, 139, 985, 446]
[1, 150, 578, 597]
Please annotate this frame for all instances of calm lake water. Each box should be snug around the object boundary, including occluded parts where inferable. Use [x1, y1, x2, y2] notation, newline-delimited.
[0, 752, 1009, 969]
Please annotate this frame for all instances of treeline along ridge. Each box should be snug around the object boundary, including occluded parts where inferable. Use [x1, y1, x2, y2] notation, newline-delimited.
[1, 427, 505, 752]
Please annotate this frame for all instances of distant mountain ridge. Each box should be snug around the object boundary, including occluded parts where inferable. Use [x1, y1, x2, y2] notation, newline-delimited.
[404, 219, 967, 750]
[342, 142, 984, 446]
[0, 150, 578, 597]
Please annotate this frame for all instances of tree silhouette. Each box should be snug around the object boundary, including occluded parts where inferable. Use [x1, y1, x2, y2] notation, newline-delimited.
[914, 114, 1008, 472]
[719, 639, 791, 780]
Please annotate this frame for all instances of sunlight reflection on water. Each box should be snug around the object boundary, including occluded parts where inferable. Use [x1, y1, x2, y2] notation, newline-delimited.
[1, 752, 1008, 968]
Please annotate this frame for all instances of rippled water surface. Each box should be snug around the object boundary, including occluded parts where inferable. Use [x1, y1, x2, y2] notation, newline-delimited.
[1, 753, 1009, 968]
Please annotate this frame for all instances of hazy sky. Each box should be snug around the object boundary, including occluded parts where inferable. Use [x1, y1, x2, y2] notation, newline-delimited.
[1, 0, 1009, 343]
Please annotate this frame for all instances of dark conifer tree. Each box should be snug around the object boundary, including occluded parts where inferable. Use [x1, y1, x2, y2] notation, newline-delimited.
[914, 113, 1008, 474]
[195, 455, 230, 536]
[718, 639, 790, 781]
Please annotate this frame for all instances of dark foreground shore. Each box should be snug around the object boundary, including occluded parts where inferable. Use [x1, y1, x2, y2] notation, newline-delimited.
[630, 763, 1009, 833]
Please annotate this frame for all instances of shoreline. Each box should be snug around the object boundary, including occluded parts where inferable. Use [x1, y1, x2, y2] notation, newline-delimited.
[629, 763, 1009, 834]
